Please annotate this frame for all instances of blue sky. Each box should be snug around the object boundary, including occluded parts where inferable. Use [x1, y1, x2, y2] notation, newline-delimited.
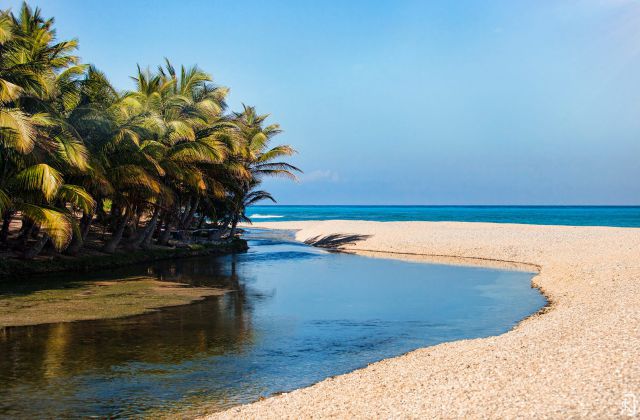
[6, 0, 640, 204]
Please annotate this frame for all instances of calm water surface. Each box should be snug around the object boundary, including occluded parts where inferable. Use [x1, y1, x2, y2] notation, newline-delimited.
[248, 205, 640, 227]
[0, 230, 545, 418]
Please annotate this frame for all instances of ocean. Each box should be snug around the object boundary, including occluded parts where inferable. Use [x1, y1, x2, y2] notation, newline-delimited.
[247, 205, 640, 227]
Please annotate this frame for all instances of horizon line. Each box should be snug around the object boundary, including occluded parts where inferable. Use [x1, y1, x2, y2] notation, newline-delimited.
[250, 204, 640, 207]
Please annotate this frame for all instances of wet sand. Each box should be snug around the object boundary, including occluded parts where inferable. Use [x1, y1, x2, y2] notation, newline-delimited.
[207, 220, 640, 419]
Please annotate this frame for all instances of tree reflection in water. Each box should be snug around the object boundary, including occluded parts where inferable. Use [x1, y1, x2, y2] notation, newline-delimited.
[0, 253, 262, 417]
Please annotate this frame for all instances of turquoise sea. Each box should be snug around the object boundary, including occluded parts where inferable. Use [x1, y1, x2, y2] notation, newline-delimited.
[248, 205, 640, 227]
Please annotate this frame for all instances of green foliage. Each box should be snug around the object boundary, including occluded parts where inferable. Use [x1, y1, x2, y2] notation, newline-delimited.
[0, 2, 298, 258]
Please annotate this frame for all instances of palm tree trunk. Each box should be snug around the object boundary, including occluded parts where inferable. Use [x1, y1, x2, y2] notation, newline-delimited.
[66, 228, 83, 256]
[23, 233, 49, 259]
[81, 212, 93, 241]
[124, 205, 138, 239]
[18, 221, 35, 248]
[17, 218, 32, 238]
[109, 203, 122, 236]
[153, 211, 165, 239]
[183, 196, 200, 228]
[134, 209, 142, 230]
[131, 206, 160, 249]
[197, 213, 206, 229]
[102, 208, 131, 254]
[96, 197, 106, 223]
[179, 197, 193, 227]
[141, 214, 160, 249]
[229, 215, 239, 239]
[157, 212, 176, 246]
[66, 212, 92, 255]
[0, 210, 14, 244]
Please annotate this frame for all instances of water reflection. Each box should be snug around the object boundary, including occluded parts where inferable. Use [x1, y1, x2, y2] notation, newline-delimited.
[0, 229, 545, 418]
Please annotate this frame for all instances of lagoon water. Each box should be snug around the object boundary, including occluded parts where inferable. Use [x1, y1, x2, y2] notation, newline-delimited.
[0, 230, 545, 417]
[249, 205, 640, 227]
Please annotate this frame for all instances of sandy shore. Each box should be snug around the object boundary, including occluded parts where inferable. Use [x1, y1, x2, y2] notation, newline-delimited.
[207, 220, 640, 419]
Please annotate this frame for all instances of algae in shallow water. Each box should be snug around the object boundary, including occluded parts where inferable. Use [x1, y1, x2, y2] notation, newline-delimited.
[0, 277, 225, 327]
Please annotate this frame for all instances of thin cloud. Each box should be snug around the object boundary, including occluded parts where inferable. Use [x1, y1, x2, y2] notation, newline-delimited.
[302, 170, 340, 183]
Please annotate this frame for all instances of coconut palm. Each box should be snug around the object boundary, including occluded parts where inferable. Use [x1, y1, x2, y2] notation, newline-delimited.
[0, 3, 299, 258]
[0, 3, 94, 257]
[226, 180, 276, 237]
[131, 61, 231, 246]
[224, 105, 300, 237]
[95, 96, 165, 253]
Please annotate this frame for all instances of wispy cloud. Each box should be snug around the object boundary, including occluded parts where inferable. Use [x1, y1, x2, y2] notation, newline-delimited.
[302, 169, 341, 183]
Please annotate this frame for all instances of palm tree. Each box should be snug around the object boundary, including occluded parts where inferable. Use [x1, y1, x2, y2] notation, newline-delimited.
[0, 3, 300, 258]
[225, 105, 300, 237]
[132, 61, 231, 246]
[227, 180, 276, 237]
[97, 96, 165, 253]
[1, 3, 94, 257]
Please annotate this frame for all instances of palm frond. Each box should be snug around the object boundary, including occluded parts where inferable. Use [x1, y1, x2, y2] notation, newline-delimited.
[16, 203, 72, 250]
[244, 190, 275, 207]
[51, 127, 90, 170]
[167, 119, 195, 142]
[57, 184, 95, 213]
[0, 107, 36, 153]
[0, 188, 12, 214]
[0, 11, 13, 44]
[254, 168, 298, 180]
[256, 145, 297, 162]
[0, 79, 22, 103]
[167, 140, 225, 164]
[14, 163, 63, 201]
[109, 164, 161, 195]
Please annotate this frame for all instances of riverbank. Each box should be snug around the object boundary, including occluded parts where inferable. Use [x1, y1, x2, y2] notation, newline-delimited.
[208, 220, 640, 418]
[0, 238, 248, 282]
[0, 278, 227, 328]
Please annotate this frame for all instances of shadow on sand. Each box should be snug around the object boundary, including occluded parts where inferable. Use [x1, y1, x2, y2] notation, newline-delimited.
[304, 233, 372, 249]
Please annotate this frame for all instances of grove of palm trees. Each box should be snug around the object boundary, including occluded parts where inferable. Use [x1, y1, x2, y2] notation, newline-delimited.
[0, 3, 299, 260]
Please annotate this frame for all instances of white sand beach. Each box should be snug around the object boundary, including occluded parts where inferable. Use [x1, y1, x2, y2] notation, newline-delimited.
[207, 220, 640, 419]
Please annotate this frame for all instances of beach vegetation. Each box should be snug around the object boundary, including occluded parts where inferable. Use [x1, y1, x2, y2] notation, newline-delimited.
[0, 3, 299, 259]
